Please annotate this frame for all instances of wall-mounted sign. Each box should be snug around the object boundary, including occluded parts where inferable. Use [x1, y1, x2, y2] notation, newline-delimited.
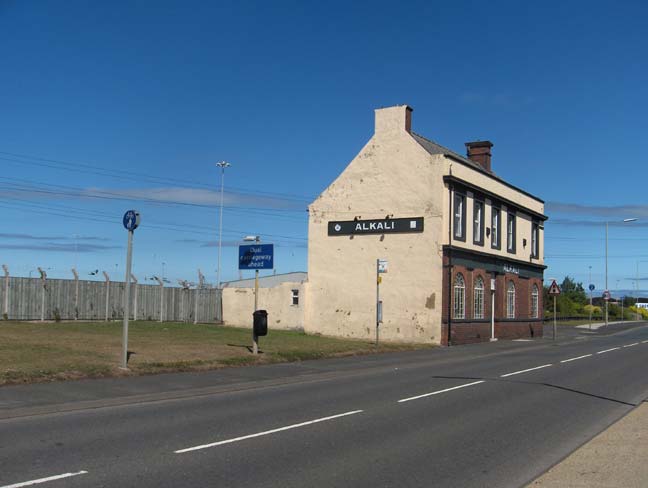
[503, 264, 519, 275]
[328, 217, 424, 236]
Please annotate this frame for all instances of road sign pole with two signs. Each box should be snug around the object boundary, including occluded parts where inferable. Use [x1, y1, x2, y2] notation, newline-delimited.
[548, 280, 561, 340]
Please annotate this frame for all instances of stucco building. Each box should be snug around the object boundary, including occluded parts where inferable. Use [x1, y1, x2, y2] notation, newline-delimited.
[305, 105, 546, 345]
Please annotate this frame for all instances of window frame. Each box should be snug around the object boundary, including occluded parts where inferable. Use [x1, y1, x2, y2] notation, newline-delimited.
[474, 276, 484, 319]
[473, 199, 484, 246]
[531, 284, 539, 318]
[506, 281, 516, 319]
[491, 204, 501, 250]
[506, 211, 516, 254]
[531, 221, 539, 258]
[291, 289, 299, 306]
[453, 273, 466, 319]
[453, 191, 466, 242]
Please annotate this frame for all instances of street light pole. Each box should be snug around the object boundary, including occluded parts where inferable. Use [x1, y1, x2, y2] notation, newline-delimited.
[216, 161, 231, 289]
[588, 265, 592, 330]
[606, 218, 637, 327]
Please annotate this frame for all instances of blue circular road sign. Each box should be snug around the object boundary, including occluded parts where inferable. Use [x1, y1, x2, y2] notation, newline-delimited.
[123, 210, 140, 231]
[589, 284, 595, 291]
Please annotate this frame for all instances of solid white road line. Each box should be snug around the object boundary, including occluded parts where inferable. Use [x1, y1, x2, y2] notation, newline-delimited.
[397, 381, 485, 403]
[643, 340, 648, 344]
[174, 410, 364, 453]
[1, 471, 88, 488]
[624, 343, 640, 348]
[500, 364, 552, 377]
[560, 354, 593, 363]
[597, 347, 621, 354]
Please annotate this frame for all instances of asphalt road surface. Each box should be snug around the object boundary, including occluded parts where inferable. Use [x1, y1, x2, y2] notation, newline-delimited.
[1, 323, 647, 488]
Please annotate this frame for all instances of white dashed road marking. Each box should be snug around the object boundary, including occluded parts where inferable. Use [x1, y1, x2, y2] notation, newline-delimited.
[397, 381, 485, 403]
[623, 343, 639, 348]
[175, 410, 364, 453]
[597, 347, 621, 354]
[560, 354, 593, 363]
[1, 471, 88, 488]
[500, 364, 552, 377]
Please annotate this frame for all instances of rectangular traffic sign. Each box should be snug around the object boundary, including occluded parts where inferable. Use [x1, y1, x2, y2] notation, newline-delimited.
[239, 244, 274, 270]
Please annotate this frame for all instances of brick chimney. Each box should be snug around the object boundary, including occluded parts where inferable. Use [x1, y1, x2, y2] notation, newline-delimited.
[375, 105, 412, 135]
[465, 140, 493, 172]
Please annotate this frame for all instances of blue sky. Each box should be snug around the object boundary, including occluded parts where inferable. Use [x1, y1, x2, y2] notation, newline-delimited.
[1, 0, 647, 295]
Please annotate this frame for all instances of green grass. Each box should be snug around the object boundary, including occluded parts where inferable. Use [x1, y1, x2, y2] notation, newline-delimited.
[0, 321, 433, 385]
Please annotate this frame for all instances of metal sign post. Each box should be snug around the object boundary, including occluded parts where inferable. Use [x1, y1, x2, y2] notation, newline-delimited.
[376, 259, 388, 347]
[239, 239, 274, 355]
[588, 282, 595, 330]
[548, 280, 561, 340]
[121, 210, 140, 369]
[490, 278, 497, 341]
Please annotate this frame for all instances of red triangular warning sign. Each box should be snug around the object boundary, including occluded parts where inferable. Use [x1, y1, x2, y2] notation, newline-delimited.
[548, 280, 561, 295]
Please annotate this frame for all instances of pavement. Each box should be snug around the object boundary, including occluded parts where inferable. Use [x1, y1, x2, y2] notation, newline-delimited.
[0, 322, 647, 487]
[528, 401, 648, 487]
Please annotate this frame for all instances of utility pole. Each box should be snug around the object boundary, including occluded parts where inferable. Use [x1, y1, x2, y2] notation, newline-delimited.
[2, 264, 9, 319]
[588, 265, 592, 330]
[194, 269, 205, 324]
[216, 161, 231, 289]
[155, 276, 164, 322]
[72, 268, 79, 320]
[38, 267, 47, 321]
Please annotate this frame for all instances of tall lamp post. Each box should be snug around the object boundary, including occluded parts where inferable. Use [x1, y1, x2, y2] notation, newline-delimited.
[605, 218, 637, 327]
[216, 161, 231, 288]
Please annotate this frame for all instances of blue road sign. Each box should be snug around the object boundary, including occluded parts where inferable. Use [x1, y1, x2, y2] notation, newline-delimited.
[589, 284, 595, 291]
[239, 244, 274, 270]
[123, 210, 140, 231]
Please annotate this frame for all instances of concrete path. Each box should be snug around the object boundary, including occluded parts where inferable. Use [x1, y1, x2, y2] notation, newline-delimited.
[528, 401, 648, 487]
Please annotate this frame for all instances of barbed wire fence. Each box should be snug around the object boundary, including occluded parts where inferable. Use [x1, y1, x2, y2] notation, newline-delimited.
[1, 265, 221, 323]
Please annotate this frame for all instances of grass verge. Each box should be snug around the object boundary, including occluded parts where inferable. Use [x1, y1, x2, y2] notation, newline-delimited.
[0, 320, 434, 385]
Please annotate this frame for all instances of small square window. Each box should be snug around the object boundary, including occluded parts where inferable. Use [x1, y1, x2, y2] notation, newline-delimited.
[291, 289, 299, 306]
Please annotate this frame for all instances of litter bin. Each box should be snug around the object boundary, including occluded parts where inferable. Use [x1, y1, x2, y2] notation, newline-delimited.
[253, 310, 268, 336]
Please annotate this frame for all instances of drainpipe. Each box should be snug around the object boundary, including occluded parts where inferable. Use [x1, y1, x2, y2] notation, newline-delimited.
[447, 181, 453, 346]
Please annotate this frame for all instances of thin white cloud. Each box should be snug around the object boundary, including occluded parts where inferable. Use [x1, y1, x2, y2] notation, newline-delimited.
[0, 185, 307, 210]
[546, 202, 648, 219]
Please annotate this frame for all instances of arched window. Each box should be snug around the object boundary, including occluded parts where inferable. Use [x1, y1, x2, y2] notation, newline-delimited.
[531, 284, 539, 318]
[453, 273, 465, 319]
[474, 276, 484, 319]
[506, 281, 516, 318]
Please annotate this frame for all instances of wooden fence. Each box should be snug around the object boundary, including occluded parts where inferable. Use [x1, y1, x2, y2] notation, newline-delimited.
[0, 276, 222, 323]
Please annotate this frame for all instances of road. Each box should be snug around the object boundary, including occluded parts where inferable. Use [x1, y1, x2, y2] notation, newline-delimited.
[1, 323, 647, 488]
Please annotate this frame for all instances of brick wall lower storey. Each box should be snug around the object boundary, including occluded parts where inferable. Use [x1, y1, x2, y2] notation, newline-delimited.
[441, 250, 544, 346]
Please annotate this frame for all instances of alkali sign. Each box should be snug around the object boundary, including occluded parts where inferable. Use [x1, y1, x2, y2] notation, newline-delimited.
[328, 217, 424, 236]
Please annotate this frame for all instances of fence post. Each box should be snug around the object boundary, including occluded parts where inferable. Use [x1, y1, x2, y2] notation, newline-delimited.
[38, 267, 47, 321]
[2, 265, 8, 319]
[131, 273, 138, 321]
[194, 269, 204, 324]
[178, 280, 190, 323]
[103, 271, 110, 321]
[71, 268, 79, 320]
[155, 276, 164, 322]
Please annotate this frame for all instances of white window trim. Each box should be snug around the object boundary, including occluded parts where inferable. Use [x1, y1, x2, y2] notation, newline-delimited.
[474, 277, 484, 319]
[507, 281, 516, 319]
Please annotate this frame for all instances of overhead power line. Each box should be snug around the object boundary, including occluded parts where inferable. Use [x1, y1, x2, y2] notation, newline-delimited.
[0, 152, 315, 202]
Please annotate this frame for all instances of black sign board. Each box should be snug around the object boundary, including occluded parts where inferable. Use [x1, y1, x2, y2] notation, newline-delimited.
[328, 217, 424, 236]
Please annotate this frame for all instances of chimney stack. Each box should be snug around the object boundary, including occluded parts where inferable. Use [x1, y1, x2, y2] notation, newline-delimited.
[465, 140, 493, 172]
[375, 105, 413, 135]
